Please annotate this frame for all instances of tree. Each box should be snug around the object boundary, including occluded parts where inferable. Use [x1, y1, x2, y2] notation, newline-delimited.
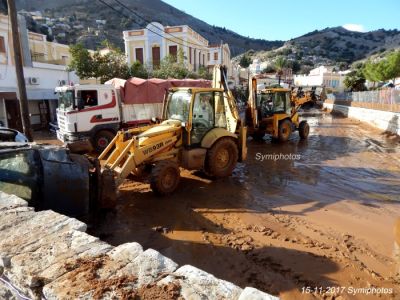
[261, 65, 276, 74]
[153, 48, 189, 79]
[286, 60, 300, 73]
[129, 61, 149, 78]
[68, 43, 96, 79]
[363, 51, 400, 86]
[274, 56, 287, 85]
[344, 69, 366, 91]
[69, 42, 131, 83]
[239, 54, 252, 68]
[197, 66, 212, 80]
[379, 50, 400, 83]
[363, 60, 381, 86]
[94, 50, 130, 83]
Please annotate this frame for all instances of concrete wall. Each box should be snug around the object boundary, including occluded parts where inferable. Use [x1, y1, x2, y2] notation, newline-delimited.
[323, 102, 400, 135]
[0, 191, 279, 300]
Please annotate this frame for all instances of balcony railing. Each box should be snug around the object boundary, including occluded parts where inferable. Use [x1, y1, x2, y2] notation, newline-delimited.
[30, 52, 68, 66]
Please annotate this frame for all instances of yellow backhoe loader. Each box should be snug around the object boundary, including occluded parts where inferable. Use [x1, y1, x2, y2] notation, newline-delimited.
[246, 77, 311, 142]
[98, 66, 247, 206]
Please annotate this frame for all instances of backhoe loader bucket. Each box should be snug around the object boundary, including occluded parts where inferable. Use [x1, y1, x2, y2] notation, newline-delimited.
[99, 168, 117, 209]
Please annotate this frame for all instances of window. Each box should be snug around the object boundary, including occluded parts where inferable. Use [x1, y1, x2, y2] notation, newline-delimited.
[135, 48, 144, 65]
[193, 49, 197, 70]
[207, 52, 210, 63]
[166, 90, 192, 122]
[189, 47, 192, 64]
[214, 52, 218, 61]
[214, 92, 226, 128]
[202, 54, 205, 66]
[169, 45, 177, 62]
[0, 36, 5, 53]
[79, 90, 98, 107]
[0, 150, 39, 202]
[152, 46, 160, 69]
[192, 92, 214, 144]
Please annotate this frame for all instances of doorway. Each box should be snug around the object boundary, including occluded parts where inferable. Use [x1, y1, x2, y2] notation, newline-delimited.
[5, 99, 23, 132]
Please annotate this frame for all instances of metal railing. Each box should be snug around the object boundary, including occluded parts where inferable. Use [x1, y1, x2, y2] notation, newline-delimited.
[327, 89, 400, 112]
[30, 52, 68, 66]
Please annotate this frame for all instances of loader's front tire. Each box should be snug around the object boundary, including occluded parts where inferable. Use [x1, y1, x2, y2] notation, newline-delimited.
[205, 138, 238, 178]
[150, 161, 181, 195]
[298, 120, 310, 139]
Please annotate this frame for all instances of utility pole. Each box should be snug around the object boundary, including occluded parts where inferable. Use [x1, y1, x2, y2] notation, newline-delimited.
[7, 0, 33, 141]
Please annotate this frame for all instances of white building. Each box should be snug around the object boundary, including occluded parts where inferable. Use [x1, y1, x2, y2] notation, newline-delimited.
[293, 66, 347, 92]
[0, 14, 78, 130]
[249, 59, 270, 75]
[207, 43, 232, 77]
[123, 22, 232, 77]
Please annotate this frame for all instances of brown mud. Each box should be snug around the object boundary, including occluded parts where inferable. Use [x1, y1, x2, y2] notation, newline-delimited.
[90, 111, 400, 299]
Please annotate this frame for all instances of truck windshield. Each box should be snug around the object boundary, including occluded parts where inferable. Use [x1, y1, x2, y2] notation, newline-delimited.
[166, 90, 192, 122]
[57, 90, 74, 110]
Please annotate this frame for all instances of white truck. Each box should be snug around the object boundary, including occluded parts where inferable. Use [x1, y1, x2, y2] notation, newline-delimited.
[55, 78, 210, 151]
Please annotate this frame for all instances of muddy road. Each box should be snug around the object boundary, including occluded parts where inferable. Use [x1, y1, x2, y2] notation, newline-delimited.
[90, 111, 400, 299]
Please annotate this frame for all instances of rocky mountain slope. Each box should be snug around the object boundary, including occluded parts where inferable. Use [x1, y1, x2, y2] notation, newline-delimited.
[14, 0, 283, 55]
[238, 26, 400, 73]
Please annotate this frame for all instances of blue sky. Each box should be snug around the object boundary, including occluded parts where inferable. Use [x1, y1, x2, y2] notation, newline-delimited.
[162, 0, 400, 40]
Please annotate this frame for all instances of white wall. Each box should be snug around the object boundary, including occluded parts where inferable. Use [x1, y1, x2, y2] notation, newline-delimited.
[324, 103, 400, 135]
[0, 62, 78, 99]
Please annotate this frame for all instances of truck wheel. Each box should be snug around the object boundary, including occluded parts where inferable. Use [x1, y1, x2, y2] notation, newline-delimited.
[298, 120, 310, 139]
[150, 161, 181, 195]
[278, 120, 292, 142]
[93, 130, 115, 153]
[206, 138, 238, 177]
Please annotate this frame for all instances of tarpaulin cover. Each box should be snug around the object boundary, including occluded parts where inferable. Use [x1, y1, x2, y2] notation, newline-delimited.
[104, 78, 127, 100]
[122, 77, 211, 104]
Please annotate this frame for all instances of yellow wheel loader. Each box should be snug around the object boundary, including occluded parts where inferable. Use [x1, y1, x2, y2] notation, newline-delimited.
[246, 77, 312, 142]
[98, 66, 247, 205]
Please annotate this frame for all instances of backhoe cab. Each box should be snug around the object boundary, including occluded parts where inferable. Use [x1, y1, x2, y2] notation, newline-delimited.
[246, 77, 310, 142]
[98, 65, 246, 203]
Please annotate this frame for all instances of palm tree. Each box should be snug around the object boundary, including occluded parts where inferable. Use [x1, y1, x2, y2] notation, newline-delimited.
[274, 56, 287, 85]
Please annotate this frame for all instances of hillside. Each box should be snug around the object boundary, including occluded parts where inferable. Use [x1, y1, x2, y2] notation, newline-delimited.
[237, 26, 400, 73]
[14, 0, 283, 55]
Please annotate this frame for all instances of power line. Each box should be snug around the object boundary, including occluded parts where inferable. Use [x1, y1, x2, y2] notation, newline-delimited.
[112, 0, 208, 49]
[97, 0, 207, 53]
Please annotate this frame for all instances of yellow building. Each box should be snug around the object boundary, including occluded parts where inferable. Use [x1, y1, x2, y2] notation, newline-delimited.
[0, 13, 78, 130]
[28, 31, 71, 65]
[123, 22, 210, 72]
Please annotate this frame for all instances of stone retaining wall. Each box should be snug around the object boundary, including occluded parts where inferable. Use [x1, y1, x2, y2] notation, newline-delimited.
[0, 191, 278, 300]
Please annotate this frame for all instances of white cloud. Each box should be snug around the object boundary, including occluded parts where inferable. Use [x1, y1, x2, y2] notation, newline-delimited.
[342, 24, 366, 32]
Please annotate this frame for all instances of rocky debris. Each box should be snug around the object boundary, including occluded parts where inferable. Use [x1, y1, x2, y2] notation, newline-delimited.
[222, 233, 255, 252]
[0, 192, 279, 300]
[152, 226, 171, 234]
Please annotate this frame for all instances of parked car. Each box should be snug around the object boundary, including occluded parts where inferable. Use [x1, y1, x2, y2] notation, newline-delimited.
[0, 127, 28, 143]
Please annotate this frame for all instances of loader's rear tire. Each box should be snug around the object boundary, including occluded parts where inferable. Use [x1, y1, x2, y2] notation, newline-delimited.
[93, 130, 115, 153]
[278, 119, 292, 142]
[150, 161, 180, 195]
[298, 120, 310, 139]
[205, 138, 238, 178]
